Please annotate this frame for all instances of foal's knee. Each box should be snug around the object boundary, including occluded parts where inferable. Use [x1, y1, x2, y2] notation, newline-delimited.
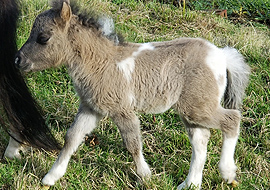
[220, 109, 241, 138]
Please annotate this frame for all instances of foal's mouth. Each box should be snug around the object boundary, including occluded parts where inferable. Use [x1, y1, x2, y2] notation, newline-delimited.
[19, 63, 32, 72]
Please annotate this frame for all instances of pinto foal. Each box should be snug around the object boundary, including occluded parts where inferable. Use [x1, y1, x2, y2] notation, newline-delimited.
[15, 0, 250, 189]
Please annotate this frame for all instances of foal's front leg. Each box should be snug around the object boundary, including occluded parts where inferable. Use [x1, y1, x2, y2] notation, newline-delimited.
[112, 111, 151, 179]
[42, 108, 101, 186]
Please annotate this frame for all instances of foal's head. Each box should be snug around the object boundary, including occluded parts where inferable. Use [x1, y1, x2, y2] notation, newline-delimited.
[15, 0, 119, 72]
[15, 0, 74, 72]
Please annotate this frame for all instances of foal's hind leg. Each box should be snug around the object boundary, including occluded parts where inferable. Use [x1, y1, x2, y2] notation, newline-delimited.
[42, 107, 102, 186]
[177, 121, 210, 190]
[178, 107, 241, 189]
[218, 109, 241, 184]
[112, 111, 151, 179]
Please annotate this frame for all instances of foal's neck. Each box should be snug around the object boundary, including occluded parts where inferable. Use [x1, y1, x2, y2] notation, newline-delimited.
[66, 20, 120, 81]
[67, 20, 118, 66]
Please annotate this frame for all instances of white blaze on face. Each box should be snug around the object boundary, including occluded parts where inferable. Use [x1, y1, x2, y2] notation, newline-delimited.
[117, 43, 155, 81]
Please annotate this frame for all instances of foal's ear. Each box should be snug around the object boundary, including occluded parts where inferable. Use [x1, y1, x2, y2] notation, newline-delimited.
[60, 1, 72, 23]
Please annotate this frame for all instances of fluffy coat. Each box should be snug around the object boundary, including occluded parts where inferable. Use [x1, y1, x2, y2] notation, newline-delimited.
[15, 0, 250, 189]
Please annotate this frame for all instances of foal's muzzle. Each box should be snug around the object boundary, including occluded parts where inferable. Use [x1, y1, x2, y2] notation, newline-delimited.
[14, 51, 29, 71]
[14, 56, 21, 68]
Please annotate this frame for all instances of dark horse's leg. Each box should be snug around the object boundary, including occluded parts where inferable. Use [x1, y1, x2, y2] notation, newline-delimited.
[0, 0, 60, 158]
[4, 137, 23, 159]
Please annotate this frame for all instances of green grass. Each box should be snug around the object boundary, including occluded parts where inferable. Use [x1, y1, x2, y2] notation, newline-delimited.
[186, 0, 270, 24]
[0, 0, 269, 189]
[143, 0, 270, 25]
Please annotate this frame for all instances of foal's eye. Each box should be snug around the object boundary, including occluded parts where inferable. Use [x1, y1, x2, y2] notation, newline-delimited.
[36, 33, 50, 45]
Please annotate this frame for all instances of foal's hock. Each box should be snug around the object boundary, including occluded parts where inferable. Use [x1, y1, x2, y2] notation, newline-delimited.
[15, 0, 250, 189]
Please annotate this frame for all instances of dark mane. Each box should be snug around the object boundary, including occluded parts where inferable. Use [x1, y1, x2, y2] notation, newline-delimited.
[51, 0, 123, 45]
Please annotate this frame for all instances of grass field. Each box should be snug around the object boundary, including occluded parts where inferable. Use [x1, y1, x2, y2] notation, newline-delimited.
[0, 0, 269, 189]
[187, 0, 270, 24]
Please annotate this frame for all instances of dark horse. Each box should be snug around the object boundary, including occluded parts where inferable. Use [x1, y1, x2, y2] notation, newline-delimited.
[0, 0, 60, 158]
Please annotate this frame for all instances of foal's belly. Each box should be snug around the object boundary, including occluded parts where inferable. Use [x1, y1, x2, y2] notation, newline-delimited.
[134, 88, 181, 114]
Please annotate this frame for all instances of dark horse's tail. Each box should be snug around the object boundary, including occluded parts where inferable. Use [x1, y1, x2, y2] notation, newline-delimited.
[0, 0, 61, 151]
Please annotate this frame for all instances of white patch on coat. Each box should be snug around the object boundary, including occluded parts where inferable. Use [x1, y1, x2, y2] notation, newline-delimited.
[206, 42, 227, 101]
[128, 93, 136, 106]
[117, 43, 155, 81]
[132, 43, 155, 57]
[117, 57, 135, 81]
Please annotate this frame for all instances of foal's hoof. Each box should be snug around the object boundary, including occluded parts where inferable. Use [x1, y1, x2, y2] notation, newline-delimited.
[231, 180, 238, 188]
[136, 162, 151, 181]
[177, 181, 200, 190]
[41, 185, 50, 190]
[177, 181, 187, 190]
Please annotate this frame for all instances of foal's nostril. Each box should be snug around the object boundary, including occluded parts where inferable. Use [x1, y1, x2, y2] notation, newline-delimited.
[14, 56, 21, 68]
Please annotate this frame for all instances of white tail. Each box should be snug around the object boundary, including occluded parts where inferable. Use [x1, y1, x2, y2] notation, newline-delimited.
[223, 47, 250, 109]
